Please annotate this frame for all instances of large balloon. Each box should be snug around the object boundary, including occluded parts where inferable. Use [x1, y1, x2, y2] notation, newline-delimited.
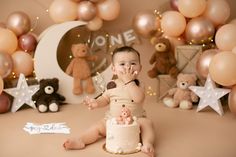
[161, 11, 186, 37]
[178, 0, 206, 18]
[0, 76, 3, 94]
[12, 51, 34, 77]
[185, 17, 215, 44]
[77, 1, 97, 21]
[0, 92, 11, 113]
[196, 49, 218, 79]
[6, 11, 31, 37]
[97, 0, 120, 21]
[18, 34, 37, 52]
[0, 28, 18, 54]
[228, 85, 236, 114]
[215, 24, 236, 51]
[0, 52, 13, 78]
[170, 0, 179, 11]
[133, 11, 158, 38]
[86, 16, 103, 31]
[49, 0, 78, 23]
[203, 0, 230, 27]
[209, 52, 236, 86]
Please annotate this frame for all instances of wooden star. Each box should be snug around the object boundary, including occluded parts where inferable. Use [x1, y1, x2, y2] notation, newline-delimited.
[189, 75, 230, 116]
[4, 73, 39, 112]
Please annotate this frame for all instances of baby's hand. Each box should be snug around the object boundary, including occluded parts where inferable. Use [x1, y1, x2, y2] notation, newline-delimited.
[83, 96, 98, 110]
[120, 66, 138, 83]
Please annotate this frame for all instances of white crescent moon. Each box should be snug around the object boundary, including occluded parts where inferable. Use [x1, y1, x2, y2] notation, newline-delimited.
[34, 21, 112, 104]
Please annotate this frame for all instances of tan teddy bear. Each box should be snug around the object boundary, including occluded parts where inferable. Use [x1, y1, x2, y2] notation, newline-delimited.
[148, 37, 179, 78]
[66, 43, 97, 95]
[163, 73, 198, 109]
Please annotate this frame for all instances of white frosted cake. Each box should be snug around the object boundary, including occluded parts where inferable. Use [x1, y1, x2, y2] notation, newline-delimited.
[105, 117, 142, 154]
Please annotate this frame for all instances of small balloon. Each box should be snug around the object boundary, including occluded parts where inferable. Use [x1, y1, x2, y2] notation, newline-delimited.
[228, 85, 236, 115]
[185, 17, 215, 44]
[133, 11, 158, 38]
[203, 0, 230, 27]
[77, 1, 97, 21]
[0, 76, 3, 94]
[170, 0, 179, 11]
[196, 49, 218, 78]
[215, 24, 236, 51]
[209, 52, 236, 86]
[49, 0, 78, 23]
[0, 92, 11, 113]
[12, 51, 34, 77]
[0, 28, 18, 54]
[0, 52, 13, 78]
[6, 11, 31, 36]
[18, 34, 37, 52]
[97, 0, 120, 21]
[178, 0, 206, 18]
[86, 16, 103, 31]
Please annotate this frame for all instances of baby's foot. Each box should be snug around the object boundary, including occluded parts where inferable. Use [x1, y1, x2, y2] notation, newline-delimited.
[141, 143, 155, 157]
[63, 138, 85, 150]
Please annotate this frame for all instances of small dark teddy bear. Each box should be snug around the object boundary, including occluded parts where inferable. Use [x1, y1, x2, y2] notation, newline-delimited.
[32, 78, 65, 113]
[147, 37, 179, 78]
[66, 43, 97, 95]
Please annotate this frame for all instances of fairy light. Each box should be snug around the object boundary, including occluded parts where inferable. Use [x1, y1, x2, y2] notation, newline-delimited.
[146, 86, 156, 96]
[30, 16, 40, 32]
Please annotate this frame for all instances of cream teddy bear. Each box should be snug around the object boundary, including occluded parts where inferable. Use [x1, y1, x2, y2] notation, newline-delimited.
[163, 73, 199, 109]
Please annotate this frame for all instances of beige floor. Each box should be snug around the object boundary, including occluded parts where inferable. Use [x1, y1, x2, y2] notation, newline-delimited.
[1, 96, 236, 157]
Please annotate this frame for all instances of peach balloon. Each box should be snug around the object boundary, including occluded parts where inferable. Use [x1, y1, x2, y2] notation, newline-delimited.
[228, 85, 236, 114]
[232, 46, 236, 54]
[196, 49, 218, 79]
[97, 0, 120, 21]
[215, 24, 236, 51]
[0, 28, 18, 55]
[86, 16, 103, 31]
[229, 19, 236, 25]
[203, 0, 230, 27]
[49, 0, 78, 23]
[209, 52, 236, 86]
[0, 76, 3, 94]
[12, 51, 34, 77]
[178, 0, 206, 18]
[161, 11, 186, 37]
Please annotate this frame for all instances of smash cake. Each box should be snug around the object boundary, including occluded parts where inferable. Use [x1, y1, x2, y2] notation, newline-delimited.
[105, 106, 142, 154]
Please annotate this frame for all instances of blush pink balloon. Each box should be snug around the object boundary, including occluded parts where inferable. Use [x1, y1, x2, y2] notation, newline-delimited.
[170, 0, 179, 11]
[0, 52, 13, 78]
[0, 76, 3, 94]
[97, 0, 120, 21]
[18, 34, 37, 52]
[185, 17, 215, 44]
[228, 85, 236, 115]
[0, 92, 11, 113]
[77, 1, 97, 21]
[215, 24, 236, 51]
[12, 51, 34, 77]
[0, 28, 18, 55]
[203, 0, 230, 27]
[161, 11, 186, 37]
[209, 51, 236, 86]
[196, 49, 218, 78]
[86, 16, 103, 31]
[178, 0, 206, 18]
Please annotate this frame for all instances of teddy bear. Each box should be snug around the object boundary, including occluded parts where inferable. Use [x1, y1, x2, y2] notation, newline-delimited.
[66, 43, 97, 95]
[32, 78, 65, 113]
[116, 105, 134, 125]
[147, 37, 179, 78]
[163, 73, 199, 109]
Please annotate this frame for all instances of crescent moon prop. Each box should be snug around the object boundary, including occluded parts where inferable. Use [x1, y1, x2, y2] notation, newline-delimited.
[34, 21, 112, 104]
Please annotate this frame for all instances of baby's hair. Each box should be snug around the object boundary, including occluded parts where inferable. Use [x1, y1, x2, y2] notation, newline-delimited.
[112, 46, 140, 62]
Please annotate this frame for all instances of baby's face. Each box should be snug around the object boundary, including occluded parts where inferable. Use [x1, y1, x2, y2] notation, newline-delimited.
[112, 51, 141, 77]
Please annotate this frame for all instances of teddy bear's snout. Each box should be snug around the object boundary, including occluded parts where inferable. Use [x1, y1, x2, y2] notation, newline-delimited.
[44, 86, 54, 94]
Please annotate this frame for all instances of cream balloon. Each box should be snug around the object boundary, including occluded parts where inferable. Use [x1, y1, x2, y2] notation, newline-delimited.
[86, 16, 103, 31]
[12, 51, 34, 77]
[0, 28, 18, 55]
[178, 0, 206, 18]
[215, 24, 236, 51]
[49, 0, 78, 23]
[34, 21, 112, 104]
[209, 52, 236, 86]
[161, 11, 186, 37]
[97, 0, 120, 21]
[203, 0, 230, 26]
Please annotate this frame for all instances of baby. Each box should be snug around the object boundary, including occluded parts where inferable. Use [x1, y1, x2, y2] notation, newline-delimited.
[63, 46, 155, 157]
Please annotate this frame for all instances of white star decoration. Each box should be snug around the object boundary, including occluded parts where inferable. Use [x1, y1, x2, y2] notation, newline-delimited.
[189, 75, 230, 116]
[4, 73, 39, 112]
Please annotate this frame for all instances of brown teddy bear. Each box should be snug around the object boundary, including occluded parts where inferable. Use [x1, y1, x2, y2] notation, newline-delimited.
[163, 73, 199, 109]
[148, 37, 179, 78]
[66, 43, 97, 95]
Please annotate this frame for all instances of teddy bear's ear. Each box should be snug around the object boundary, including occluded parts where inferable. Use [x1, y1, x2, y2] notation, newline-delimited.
[177, 73, 184, 79]
[39, 79, 45, 84]
[52, 78, 59, 84]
